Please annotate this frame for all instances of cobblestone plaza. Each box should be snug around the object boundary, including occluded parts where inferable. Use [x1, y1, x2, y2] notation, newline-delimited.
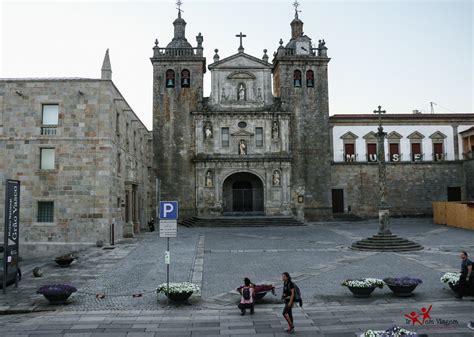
[1, 219, 474, 336]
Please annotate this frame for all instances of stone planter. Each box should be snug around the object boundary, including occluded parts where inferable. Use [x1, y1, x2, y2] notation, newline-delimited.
[448, 282, 460, 294]
[386, 283, 418, 297]
[347, 286, 376, 298]
[166, 292, 193, 302]
[54, 257, 74, 267]
[42, 293, 73, 304]
[37, 285, 77, 305]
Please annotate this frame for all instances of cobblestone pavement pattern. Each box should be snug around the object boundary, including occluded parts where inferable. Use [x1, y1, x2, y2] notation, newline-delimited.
[0, 218, 473, 336]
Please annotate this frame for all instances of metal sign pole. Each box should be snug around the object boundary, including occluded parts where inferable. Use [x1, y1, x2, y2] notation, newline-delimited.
[159, 200, 177, 299]
[167, 237, 170, 294]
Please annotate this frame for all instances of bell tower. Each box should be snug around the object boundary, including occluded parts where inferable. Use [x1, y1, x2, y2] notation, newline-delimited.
[151, 7, 206, 218]
[272, 3, 332, 220]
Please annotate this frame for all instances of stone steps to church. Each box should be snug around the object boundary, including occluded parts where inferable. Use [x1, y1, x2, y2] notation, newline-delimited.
[180, 216, 305, 227]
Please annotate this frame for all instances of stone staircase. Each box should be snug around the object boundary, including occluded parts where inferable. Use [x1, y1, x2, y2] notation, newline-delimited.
[180, 216, 305, 227]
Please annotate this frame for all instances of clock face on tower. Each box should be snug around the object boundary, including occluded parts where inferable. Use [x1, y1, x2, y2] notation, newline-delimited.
[295, 41, 310, 55]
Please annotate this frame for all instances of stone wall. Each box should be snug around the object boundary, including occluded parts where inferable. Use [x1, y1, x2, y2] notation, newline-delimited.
[331, 161, 466, 217]
[464, 159, 474, 200]
[0, 79, 152, 257]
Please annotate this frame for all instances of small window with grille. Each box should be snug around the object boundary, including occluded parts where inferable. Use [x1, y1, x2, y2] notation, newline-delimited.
[37, 201, 54, 222]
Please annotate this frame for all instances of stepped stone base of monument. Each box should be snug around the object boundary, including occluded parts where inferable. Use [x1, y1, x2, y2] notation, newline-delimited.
[351, 232, 423, 252]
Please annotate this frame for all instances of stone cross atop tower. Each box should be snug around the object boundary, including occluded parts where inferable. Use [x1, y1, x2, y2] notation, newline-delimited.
[293, 0, 301, 19]
[101, 48, 112, 80]
[290, 0, 304, 39]
[235, 32, 246, 53]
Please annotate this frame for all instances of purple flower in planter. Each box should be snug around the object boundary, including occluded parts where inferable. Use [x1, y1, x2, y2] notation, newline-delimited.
[384, 277, 423, 286]
[37, 284, 77, 296]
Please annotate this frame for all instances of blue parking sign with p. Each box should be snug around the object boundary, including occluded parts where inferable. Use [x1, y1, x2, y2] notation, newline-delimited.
[159, 201, 178, 219]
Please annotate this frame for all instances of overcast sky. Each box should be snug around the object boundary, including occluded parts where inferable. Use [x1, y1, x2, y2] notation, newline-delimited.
[1, 0, 472, 130]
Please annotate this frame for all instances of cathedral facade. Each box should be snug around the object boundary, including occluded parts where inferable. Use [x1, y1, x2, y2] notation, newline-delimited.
[152, 10, 332, 220]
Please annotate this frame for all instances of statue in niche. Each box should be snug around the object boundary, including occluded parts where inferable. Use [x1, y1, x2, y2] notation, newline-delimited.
[206, 171, 213, 187]
[238, 84, 246, 101]
[204, 122, 213, 139]
[257, 88, 262, 100]
[221, 88, 226, 101]
[272, 120, 279, 139]
[273, 170, 281, 186]
[239, 139, 247, 155]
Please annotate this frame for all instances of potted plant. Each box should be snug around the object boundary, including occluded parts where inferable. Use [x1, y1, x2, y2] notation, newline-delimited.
[361, 326, 419, 337]
[383, 277, 422, 297]
[341, 278, 384, 298]
[440, 272, 461, 293]
[236, 284, 275, 301]
[54, 253, 77, 267]
[156, 282, 200, 302]
[37, 284, 77, 304]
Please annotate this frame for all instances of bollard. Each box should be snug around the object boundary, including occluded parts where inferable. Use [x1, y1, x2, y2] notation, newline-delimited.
[110, 223, 115, 246]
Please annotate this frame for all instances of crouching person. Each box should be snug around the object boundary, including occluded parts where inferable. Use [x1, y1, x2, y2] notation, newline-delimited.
[238, 277, 255, 315]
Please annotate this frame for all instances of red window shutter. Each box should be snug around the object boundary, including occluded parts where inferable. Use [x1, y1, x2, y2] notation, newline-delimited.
[389, 143, 399, 161]
[367, 143, 377, 155]
[411, 143, 422, 161]
[411, 143, 421, 154]
[433, 143, 443, 155]
[389, 143, 399, 155]
[345, 143, 354, 155]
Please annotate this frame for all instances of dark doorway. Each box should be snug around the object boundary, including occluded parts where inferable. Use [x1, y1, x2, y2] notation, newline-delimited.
[332, 189, 344, 213]
[447, 187, 462, 201]
[223, 172, 264, 215]
[233, 181, 253, 212]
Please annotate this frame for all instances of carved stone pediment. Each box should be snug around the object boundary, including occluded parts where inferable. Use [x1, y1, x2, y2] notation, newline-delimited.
[209, 53, 272, 70]
[407, 131, 425, 140]
[340, 131, 358, 140]
[362, 131, 378, 140]
[429, 131, 447, 140]
[387, 131, 403, 140]
[227, 71, 256, 80]
[231, 130, 254, 137]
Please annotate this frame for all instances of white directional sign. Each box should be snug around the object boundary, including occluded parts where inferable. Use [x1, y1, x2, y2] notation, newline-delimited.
[159, 219, 177, 238]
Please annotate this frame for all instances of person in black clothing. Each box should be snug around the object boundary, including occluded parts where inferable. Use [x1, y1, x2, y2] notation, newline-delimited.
[148, 218, 155, 232]
[456, 251, 473, 299]
[281, 272, 295, 334]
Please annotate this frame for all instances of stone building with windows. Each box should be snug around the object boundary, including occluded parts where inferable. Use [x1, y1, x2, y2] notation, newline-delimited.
[0, 50, 153, 257]
[153, 10, 332, 220]
[153, 8, 473, 222]
[330, 114, 474, 217]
